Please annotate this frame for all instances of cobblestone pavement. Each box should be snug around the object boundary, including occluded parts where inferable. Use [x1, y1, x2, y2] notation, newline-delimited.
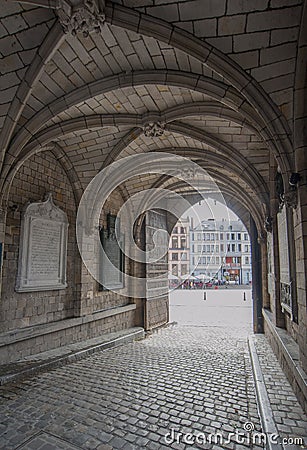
[0, 322, 306, 449]
[254, 335, 307, 448]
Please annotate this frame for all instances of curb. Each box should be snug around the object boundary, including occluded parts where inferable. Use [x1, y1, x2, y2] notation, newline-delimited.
[0, 328, 145, 386]
[248, 335, 284, 450]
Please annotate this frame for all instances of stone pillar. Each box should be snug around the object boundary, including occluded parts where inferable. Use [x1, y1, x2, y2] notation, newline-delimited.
[0, 207, 7, 300]
[260, 237, 270, 309]
[293, 0, 307, 372]
[250, 216, 263, 333]
[293, 117, 307, 371]
[269, 153, 285, 328]
[132, 218, 146, 328]
[287, 207, 298, 324]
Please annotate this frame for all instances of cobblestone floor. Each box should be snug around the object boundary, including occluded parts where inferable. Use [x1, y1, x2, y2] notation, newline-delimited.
[0, 322, 306, 449]
[254, 335, 307, 448]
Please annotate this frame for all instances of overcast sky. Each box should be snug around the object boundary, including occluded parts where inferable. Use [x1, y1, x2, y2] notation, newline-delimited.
[183, 199, 239, 226]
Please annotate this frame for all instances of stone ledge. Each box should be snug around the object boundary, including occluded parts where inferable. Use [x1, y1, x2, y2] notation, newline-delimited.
[263, 308, 307, 413]
[0, 304, 136, 347]
[0, 326, 145, 386]
[248, 336, 282, 450]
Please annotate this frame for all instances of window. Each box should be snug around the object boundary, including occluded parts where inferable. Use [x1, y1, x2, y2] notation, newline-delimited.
[172, 237, 178, 248]
[238, 244, 241, 252]
[172, 253, 178, 260]
[197, 233, 202, 240]
[197, 245, 202, 252]
[181, 264, 187, 274]
[181, 253, 187, 261]
[211, 233, 215, 241]
[244, 233, 248, 241]
[231, 233, 235, 240]
[216, 256, 220, 264]
[206, 245, 210, 252]
[220, 244, 224, 252]
[245, 256, 249, 264]
[191, 233, 194, 241]
[181, 238, 186, 248]
[172, 264, 178, 275]
[216, 245, 219, 252]
[238, 233, 241, 240]
[181, 227, 185, 234]
[245, 245, 249, 252]
[220, 233, 224, 240]
[206, 233, 210, 240]
[227, 244, 230, 252]
[211, 245, 215, 252]
[226, 233, 230, 240]
[192, 244, 195, 252]
[231, 244, 235, 252]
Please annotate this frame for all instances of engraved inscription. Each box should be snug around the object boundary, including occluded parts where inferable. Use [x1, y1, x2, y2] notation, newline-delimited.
[146, 210, 168, 300]
[29, 220, 61, 278]
[16, 194, 68, 292]
[100, 226, 124, 290]
[103, 238, 122, 286]
[277, 205, 290, 284]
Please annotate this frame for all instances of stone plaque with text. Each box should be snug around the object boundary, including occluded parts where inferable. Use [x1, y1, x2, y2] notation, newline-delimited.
[146, 210, 168, 300]
[277, 205, 290, 284]
[99, 225, 124, 290]
[15, 193, 68, 292]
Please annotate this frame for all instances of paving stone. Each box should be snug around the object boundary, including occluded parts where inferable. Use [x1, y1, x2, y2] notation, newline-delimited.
[0, 325, 306, 449]
[254, 335, 307, 442]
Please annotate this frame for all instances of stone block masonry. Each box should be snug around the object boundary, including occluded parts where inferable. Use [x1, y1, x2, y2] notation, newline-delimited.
[1, 151, 77, 333]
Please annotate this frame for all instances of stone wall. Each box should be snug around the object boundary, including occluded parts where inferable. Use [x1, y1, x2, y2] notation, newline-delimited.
[0, 306, 136, 364]
[145, 297, 169, 331]
[145, 210, 169, 330]
[91, 190, 132, 313]
[1, 151, 78, 332]
[0, 151, 139, 362]
[264, 310, 307, 413]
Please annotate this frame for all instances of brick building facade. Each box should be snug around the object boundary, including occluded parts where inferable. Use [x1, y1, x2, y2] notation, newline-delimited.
[168, 217, 190, 278]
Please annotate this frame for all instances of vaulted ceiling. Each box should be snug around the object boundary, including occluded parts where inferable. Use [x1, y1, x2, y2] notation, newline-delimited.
[0, 0, 304, 232]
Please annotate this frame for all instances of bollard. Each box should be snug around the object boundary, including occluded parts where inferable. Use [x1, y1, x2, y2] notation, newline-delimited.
[243, 291, 246, 301]
[203, 291, 207, 301]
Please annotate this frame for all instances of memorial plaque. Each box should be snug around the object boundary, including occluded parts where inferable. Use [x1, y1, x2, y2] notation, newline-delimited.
[15, 193, 68, 292]
[277, 204, 292, 315]
[99, 224, 124, 290]
[146, 210, 168, 299]
[277, 205, 290, 284]
[267, 232, 273, 295]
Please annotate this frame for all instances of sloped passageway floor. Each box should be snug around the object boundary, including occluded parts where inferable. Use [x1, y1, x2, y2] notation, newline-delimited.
[0, 291, 306, 449]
